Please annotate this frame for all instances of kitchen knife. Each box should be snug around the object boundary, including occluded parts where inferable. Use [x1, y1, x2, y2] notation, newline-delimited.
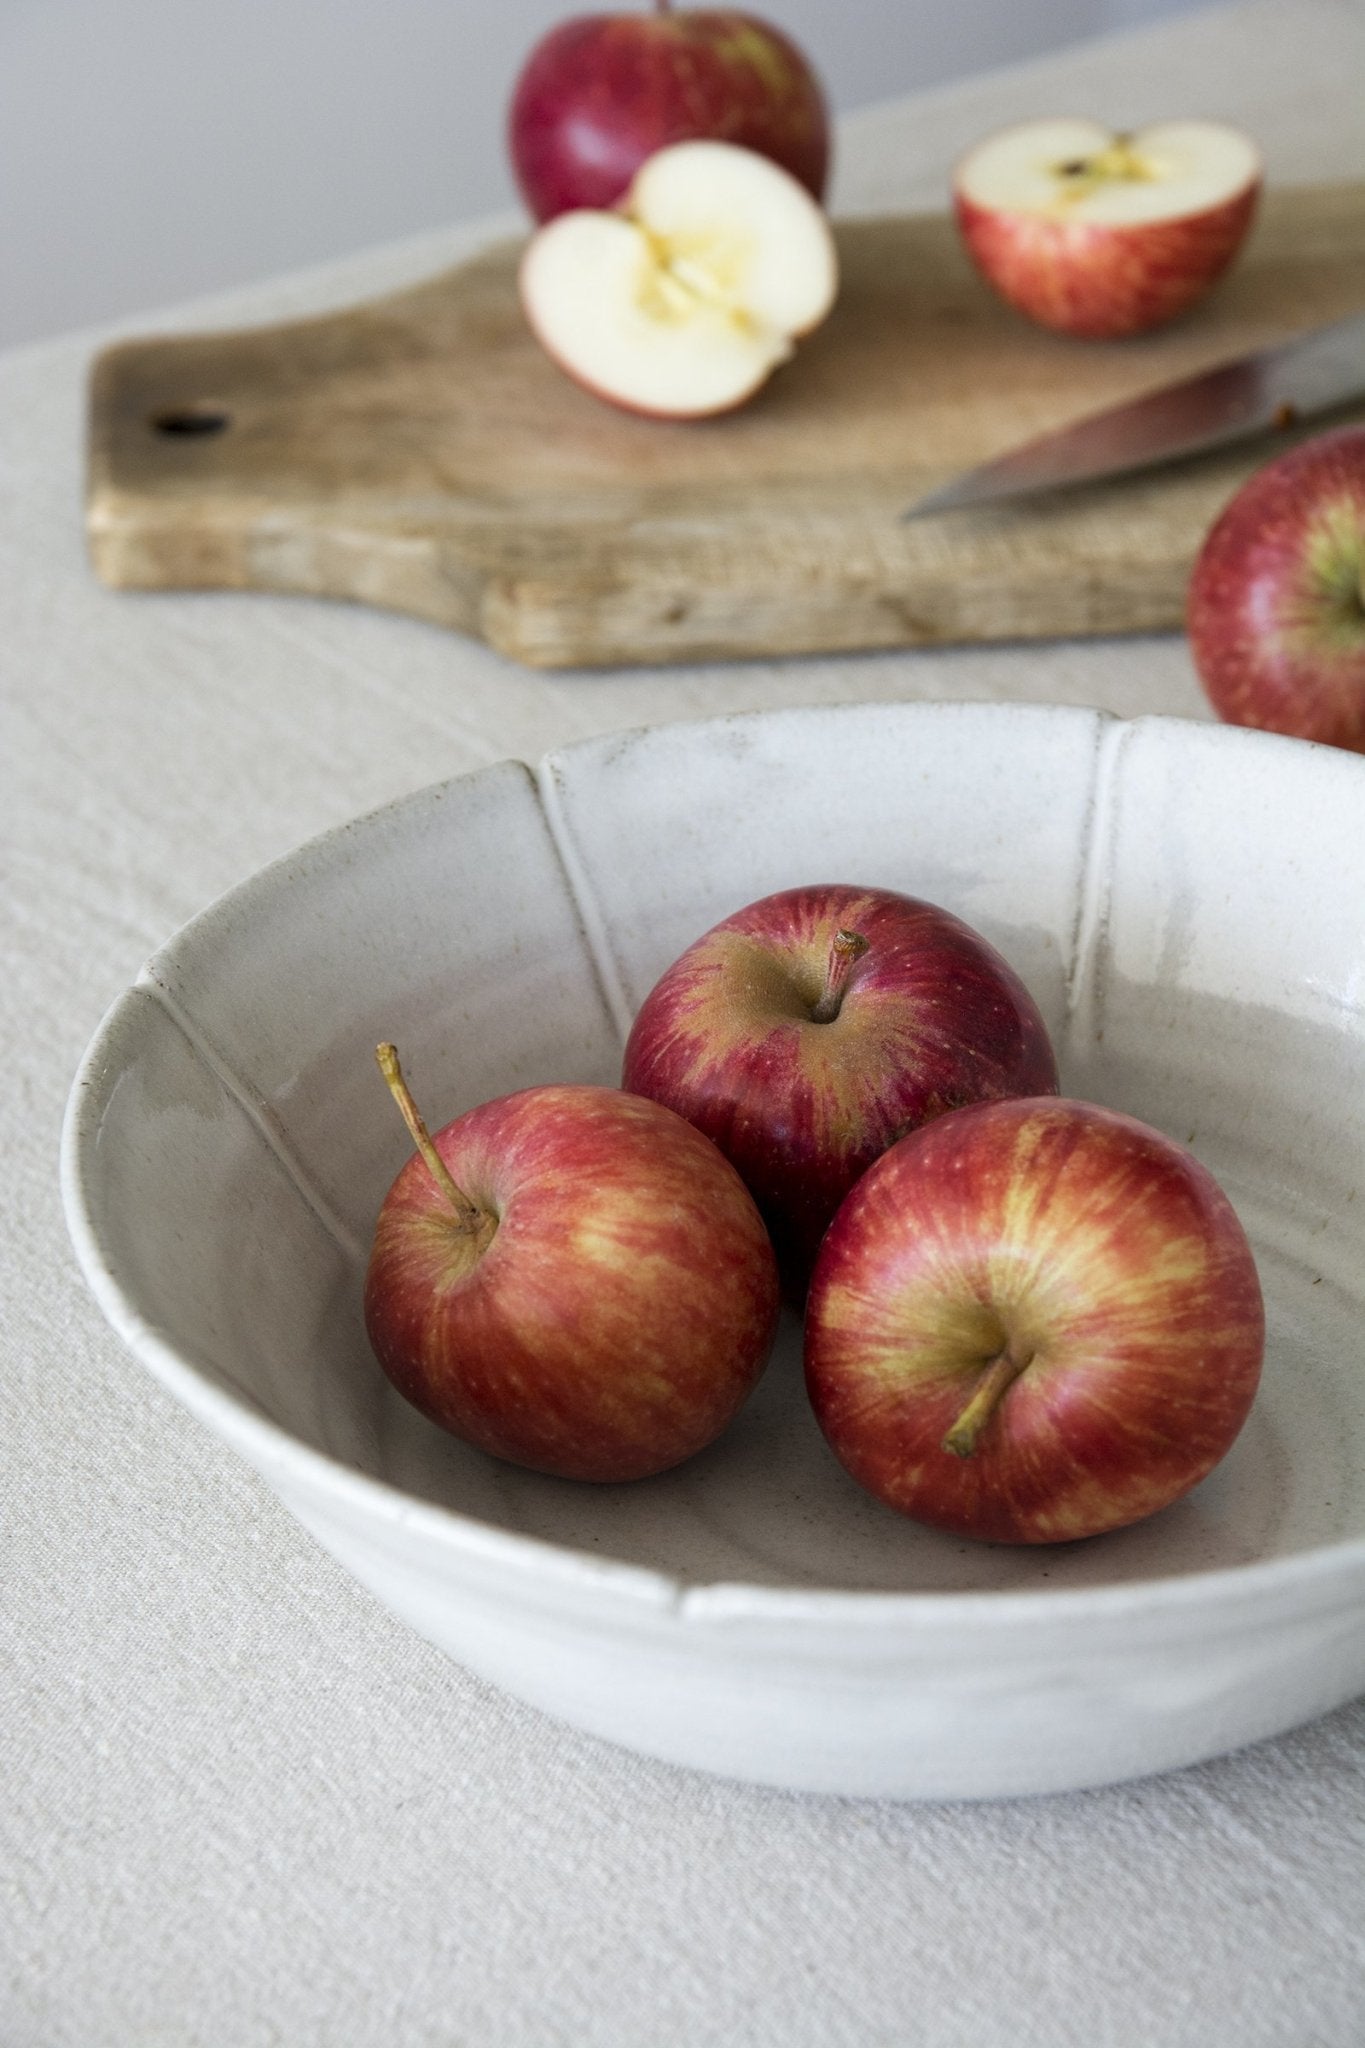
[902, 307, 1365, 519]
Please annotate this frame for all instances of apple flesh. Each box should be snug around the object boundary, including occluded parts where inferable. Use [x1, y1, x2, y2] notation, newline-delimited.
[621, 884, 1059, 1295]
[519, 138, 838, 418]
[1187, 423, 1365, 753]
[364, 1048, 779, 1482]
[508, 2, 829, 223]
[804, 1096, 1264, 1544]
[953, 118, 1261, 339]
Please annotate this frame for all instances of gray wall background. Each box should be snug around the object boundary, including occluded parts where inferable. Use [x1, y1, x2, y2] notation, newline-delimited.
[1, 0, 1204, 350]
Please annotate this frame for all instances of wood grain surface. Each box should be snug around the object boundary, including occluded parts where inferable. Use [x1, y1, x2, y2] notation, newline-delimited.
[86, 182, 1365, 669]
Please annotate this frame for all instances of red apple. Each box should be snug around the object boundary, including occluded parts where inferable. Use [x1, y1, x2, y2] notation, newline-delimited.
[805, 1096, 1265, 1545]
[365, 1046, 779, 1481]
[508, 2, 830, 223]
[519, 138, 838, 418]
[1187, 423, 1365, 753]
[953, 118, 1261, 339]
[621, 884, 1059, 1294]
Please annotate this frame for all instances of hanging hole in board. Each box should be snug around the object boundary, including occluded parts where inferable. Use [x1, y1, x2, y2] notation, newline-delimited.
[150, 403, 232, 438]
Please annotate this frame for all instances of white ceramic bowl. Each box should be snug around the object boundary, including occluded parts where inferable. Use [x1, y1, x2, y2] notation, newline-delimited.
[62, 701, 1365, 1801]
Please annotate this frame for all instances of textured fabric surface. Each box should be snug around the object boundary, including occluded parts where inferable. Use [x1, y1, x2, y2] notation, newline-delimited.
[5, 4, 1365, 2042]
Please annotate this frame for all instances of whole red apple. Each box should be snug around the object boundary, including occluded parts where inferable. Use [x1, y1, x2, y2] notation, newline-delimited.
[1187, 424, 1365, 753]
[365, 1047, 779, 1481]
[508, 2, 830, 223]
[953, 118, 1260, 339]
[621, 884, 1059, 1294]
[805, 1096, 1265, 1545]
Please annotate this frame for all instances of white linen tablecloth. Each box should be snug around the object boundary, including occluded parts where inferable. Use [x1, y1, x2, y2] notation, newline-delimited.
[5, 3, 1365, 2041]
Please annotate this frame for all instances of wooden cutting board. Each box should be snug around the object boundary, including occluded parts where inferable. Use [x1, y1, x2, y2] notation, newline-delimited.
[87, 181, 1365, 669]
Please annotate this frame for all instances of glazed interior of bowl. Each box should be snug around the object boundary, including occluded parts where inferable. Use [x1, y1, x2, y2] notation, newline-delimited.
[67, 701, 1365, 1600]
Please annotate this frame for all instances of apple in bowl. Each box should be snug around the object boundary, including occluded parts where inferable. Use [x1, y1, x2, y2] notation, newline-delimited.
[953, 117, 1261, 339]
[1187, 423, 1365, 753]
[508, 1, 830, 222]
[365, 1047, 779, 1481]
[804, 1096, 1265, 1544]
[621, 883, 1058, 1294]
[520, 138, 838, 418]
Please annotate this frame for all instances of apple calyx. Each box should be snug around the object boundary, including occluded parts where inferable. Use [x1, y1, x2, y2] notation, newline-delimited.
[810, 927, 870, 1023]
[375, 1043, 495, 1248]
[942, 1347, 1032, 1459]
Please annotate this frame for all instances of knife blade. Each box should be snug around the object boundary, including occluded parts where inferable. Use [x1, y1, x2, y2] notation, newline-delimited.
[902, 308, 1365, 519]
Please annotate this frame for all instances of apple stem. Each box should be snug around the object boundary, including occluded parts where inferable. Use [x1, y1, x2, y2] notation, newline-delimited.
[811, 928, 870, 1023]
[375, 1043, 484, 1232]
[942, 1349, 1031, 1459]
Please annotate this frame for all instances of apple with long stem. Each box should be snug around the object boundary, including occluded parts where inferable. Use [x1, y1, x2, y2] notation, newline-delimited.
[804, 1096, 1265, 1544]
[1187, 423, 1365, 752]
[621, 883, 1059, 1294]
[953, 117, 1261, 339]
[520, 138, 838, 417]
[364, 1045, 779, 1481]
[508, 0, 830, 223]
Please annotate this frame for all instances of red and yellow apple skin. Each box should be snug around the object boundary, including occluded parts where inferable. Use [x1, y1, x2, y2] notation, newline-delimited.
[1187, 425, 1365, 753]
[953, 182, 1258, 340]
[621, 884, 1059, 1295]
[805, 1097, 1265, 1545]
[365, 1084, 779, 1482]
[508, 6, 829, 223]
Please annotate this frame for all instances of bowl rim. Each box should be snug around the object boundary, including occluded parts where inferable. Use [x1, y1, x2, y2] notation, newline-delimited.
[60, 700, 1365, 1636]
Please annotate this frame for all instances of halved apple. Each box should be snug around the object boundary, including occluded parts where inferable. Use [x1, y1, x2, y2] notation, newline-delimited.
[953, 118, 1261, 339]
[519, 138, 839, 417]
